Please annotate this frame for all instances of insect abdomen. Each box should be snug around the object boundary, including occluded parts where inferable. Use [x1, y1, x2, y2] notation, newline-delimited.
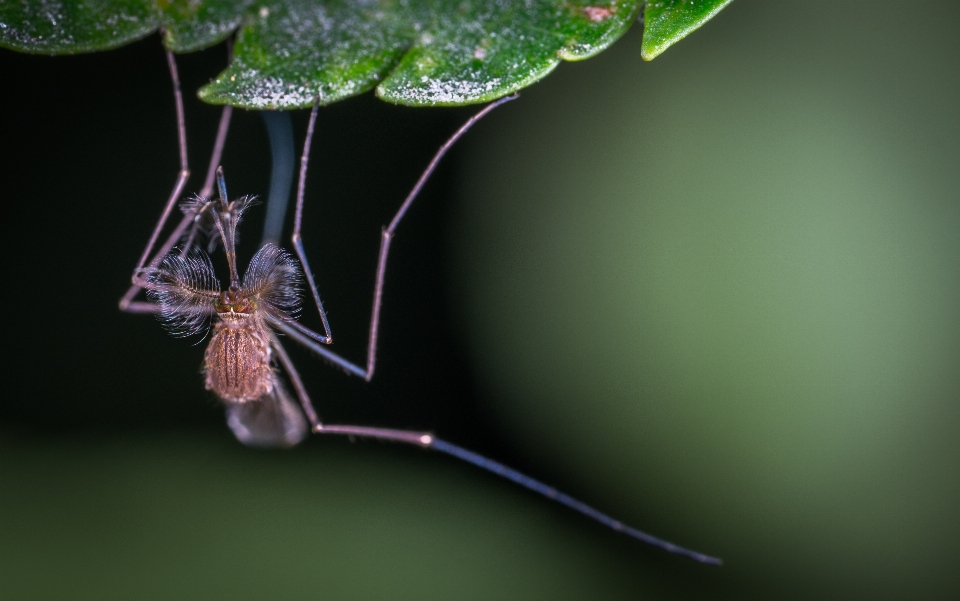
[204, 320, 273, 403]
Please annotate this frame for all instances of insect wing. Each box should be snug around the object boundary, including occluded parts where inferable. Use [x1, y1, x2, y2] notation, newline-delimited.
[243, 243, 302, 321]
[225, 379, 308, 448]
[146, 247, 220, 337]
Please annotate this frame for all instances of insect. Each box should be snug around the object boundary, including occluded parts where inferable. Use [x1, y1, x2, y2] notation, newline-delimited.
[120, 48, 721, 565]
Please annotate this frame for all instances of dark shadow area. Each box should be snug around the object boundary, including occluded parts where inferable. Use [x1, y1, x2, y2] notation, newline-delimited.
[0, 36, 518, 460]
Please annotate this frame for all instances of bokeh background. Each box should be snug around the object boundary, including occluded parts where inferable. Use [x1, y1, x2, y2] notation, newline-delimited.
[1, 1, 958, 599]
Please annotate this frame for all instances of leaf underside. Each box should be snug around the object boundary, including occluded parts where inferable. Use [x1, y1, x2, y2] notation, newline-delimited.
[0, 0, 732, 108]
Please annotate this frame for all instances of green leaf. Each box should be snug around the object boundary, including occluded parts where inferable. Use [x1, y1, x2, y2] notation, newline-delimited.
[199, 1, 643, 108]
[376, 1, 642, 106]
[159, 0, 254, 53]
[0, 0, 156, 54]
[0, 0, 254, 54]
[0, 1, 733, 107]
[198, 0, 412, 109]
[640, 0, 733, 60]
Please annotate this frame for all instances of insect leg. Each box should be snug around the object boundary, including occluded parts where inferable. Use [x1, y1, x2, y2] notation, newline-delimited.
[289, 103, 334, 344]
[119, 49, 190, 312]
[311, 422, 721, 564]
[180, 102, 234, 253]
[120, 49, 234, 313]
[288, 94, 520, 379]
[268, 316, 365, 378]
[270, 320, 720, 562]
[269, 331, 323, 429]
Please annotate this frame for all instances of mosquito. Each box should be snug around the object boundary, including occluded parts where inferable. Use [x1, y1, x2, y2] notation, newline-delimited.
[120, 47, 721, 565]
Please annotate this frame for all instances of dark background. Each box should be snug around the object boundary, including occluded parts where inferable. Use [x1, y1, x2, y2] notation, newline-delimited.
[2, 1, 959, 599]
[2, 22, 692, 601]
[0, 38, 499, 445]
[2, 33, 593, 600]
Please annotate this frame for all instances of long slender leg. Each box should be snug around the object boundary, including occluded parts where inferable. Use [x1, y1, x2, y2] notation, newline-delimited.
[269, 332, 321, 428]
[119, 104, 233, 313]
[135, 49, 190, 273]
[119, 49, 190, 311]
[268, 316, 365, 377]
[270, 332, 719, 564]
[178, 104, 234, 254]
[121, 37, 235, 314]
[330, 429, 722, 565]
[288, 94, 519, 377]
[289, 103, 333, 344]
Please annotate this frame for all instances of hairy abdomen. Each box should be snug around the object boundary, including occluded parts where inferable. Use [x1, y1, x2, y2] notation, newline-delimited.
[204, 320, 273, 403]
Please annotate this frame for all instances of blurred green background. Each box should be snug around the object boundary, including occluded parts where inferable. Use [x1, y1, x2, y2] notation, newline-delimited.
[452, 0, 960, 598]
[1, 0, 958, 599]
